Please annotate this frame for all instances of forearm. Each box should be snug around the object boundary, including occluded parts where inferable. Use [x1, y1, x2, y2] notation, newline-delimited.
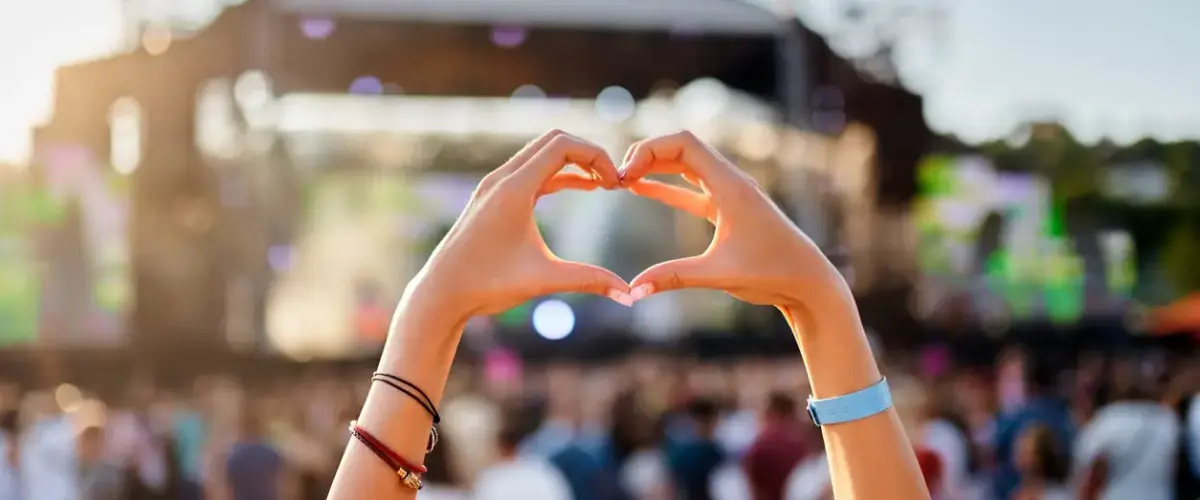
[327, 293, 466, 500]
[781, 285, 928, 500]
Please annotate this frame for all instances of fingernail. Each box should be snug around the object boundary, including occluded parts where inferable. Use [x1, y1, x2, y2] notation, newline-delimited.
[607, 290, 633, 307]
[629, 284, 654, 302]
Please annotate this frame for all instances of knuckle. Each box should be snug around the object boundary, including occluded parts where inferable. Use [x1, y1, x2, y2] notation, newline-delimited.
[667, 272, 685, 291]
[546, 133, 576, 151]
[476, 172, 503, 193]
[672, 129, 701, 146]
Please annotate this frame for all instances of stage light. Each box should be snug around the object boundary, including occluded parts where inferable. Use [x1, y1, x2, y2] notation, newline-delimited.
[532, 299, 575, 340]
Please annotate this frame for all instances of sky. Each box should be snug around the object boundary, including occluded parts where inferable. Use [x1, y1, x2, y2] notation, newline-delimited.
[0, 0, 1197, 163]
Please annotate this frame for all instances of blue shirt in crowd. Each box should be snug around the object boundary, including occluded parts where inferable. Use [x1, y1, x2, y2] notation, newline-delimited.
[991, 396, 1075, 500]
[226, 441, 283, 500]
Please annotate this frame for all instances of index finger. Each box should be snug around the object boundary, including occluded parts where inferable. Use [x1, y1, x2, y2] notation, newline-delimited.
[620, 131, 745, 190]
[512, 134, 620, 191]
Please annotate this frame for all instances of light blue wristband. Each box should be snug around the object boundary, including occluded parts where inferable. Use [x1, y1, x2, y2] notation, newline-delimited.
[806, 377, 893, 427]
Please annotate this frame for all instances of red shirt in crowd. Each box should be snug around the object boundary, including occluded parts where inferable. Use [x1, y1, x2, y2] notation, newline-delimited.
[742, 418, 815, 500]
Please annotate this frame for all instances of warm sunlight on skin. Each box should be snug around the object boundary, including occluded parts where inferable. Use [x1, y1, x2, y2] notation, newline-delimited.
[0, 0, 124, 163]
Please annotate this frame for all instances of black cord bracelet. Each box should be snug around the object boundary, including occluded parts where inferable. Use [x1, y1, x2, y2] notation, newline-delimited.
[369, 375, 440, 452]
[371, 372, 441, 424]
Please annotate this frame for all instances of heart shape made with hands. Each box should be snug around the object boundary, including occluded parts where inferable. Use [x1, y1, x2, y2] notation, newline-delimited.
[427, 128, 835, 321]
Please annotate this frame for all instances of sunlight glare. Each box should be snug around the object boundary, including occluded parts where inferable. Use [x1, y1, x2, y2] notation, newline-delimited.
[0, 0, 124, 163]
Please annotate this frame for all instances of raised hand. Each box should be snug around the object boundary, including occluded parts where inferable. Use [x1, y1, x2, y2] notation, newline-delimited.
[408, 130, 632, 321]
[618, 130, 850, 309]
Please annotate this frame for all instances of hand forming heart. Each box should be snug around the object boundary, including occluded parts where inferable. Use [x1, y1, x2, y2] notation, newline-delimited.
[619, 130, 848, 309]
[407, 129, 851, 324]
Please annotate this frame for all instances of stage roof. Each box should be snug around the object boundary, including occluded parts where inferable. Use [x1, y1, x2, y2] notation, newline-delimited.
[273, 0, 787, 36]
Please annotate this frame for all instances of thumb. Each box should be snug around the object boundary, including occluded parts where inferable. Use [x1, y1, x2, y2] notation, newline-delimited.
[541, 260, 632, 305]
[629, 255, 722, 300]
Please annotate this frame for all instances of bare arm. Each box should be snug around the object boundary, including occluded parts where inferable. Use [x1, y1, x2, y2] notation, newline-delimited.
[325, 130, 628, 500]
[622, 130, 929, 500]
[783, 296, 926, 499]
[325, 294, 463, 500]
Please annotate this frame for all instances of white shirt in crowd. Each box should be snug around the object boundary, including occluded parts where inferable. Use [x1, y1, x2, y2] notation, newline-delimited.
[20, 415, 78, 500]
[106, 411, 167, 491]
[709, 462, 751, 500]
[1073, 401, 1179, 500]
[716, 409, 760, 458]
[0, 432, 21, 500]
[785, 453, 831, 500]
[621, 449, 668, 499]
[472, 457, 572, 500]
[921, 419, 971, 499]
[1189, 395, 1200, 477]
[418, 483, 468, 500]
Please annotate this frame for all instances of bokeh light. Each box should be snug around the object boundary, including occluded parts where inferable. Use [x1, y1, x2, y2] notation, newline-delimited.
[532, 299, 575, 340]
[349, 76, 384, 95]
[490, 25, 527, 48]
[54, 383, 82, 413]
[141, 25, 172, 55]
[299, 16, 336, 39]
[510, 84, 546, 101]
[595, 86, 636, 123]
[108, 97, 143, 175]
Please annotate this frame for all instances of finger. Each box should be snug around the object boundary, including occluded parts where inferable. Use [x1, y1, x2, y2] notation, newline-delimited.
[513, 134, 620, 191]
[682, 172, 706, 192]
[620, 130, 744, 190]
[629, 255, 726, 298]
[626, 180, 713, 223]
[495, 129, 568, 177]
[540, 172, 606, 196]
[541, 260, 633, 306]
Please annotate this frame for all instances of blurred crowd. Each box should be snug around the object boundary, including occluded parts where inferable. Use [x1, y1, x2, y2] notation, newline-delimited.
[1, 346, 1199, 500]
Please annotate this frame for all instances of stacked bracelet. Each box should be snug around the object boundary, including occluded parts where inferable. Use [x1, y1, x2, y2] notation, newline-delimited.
[371, 372, 440, 452]
[350, 421, 425, 490]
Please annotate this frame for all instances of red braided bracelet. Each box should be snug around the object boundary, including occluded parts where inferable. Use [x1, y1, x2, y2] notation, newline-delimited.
[349, 421, 427, 489]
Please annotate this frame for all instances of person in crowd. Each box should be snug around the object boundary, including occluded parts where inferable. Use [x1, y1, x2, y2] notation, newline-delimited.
[920, 379, 974, 499]
[716, 362, 768, 459]
[742, 393, 812, 500]
[439, 367, 501, 486]
[992, 354, 1075, 499]
[1173, 363, 1200, 500]
[1, 407, 21, 500]
[619, 411, 671, 500]
[273, 402, 333, 500]
[913, 448, 945, 499]
[20, 390, 79, 500]
[1074, 358, 1179, 500]
[161, 432, 205, 500]
[473, 410, 572, 500]
[665, 398, 725, 500]
[784, 444, 831, 500]
[1011, 425, 1070, 500]
[225, 401, 287, 500]
[169, 389, 208, 499]
[77, 425, 125, 500]
[604, 390, 663, 499]
[107, 380, 168, 499]
[521, 364, 602, 458]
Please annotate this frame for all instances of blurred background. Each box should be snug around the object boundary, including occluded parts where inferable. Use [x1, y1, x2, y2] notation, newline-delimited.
[0, 0, 1198, 499]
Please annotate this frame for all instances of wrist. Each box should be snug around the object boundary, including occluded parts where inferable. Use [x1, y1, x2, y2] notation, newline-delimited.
[779, 296, 882, 399]
[380, 287, 469, 404]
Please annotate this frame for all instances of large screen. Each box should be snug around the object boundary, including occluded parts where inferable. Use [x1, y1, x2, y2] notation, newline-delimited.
[913, 155, 1134, 325]
[0, 145, 131, 346]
